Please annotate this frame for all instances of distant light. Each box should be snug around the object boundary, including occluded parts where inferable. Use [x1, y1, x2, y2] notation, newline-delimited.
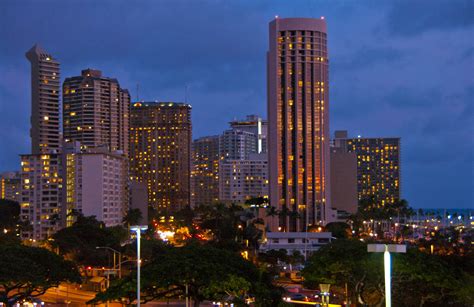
[275, 15, 279, 19]
[448, 215, 451, 219]
[458, 216, 462, 220]
[321, 16, 325, 20]
[357, 135, 361, 138]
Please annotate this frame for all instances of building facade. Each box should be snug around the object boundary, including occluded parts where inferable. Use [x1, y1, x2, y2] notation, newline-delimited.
[219, 153, 269, 203]
[219, 129, 257, 160]
[330, 146, 358, 214]
[20, 154, 62, 240]
[130, 102, 192, 212]
[267, 18, 331, 231]
[21, 45, 63, 240]
[192, 135, 220, 207]
[25, 45, 61, 155]
[63, 69, 130, 155]
[333, 130, 401, 207]
[63, 143, 128, 227]
[229, 115, 268, 154]
[0, 172, 21, 202]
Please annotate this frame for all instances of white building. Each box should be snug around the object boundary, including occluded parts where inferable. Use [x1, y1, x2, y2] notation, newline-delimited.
[20, 153, 62, 240]
[259, 232, 333, 257]
[63, 146, 128, 227]
[219, 153, 268, 203]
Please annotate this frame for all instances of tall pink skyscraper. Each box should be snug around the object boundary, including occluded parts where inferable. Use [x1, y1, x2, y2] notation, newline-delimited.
[267, 17, 331, 231]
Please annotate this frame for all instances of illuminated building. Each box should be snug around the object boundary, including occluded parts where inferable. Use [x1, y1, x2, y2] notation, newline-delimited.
[219, 153, 268, 204]
[25, 44, 61, 154]
[192, 135, 220, 207]
[333, 130, 401, 207]
[267, 17, 331, 231]
[63, 69, 130, 154]
[21, 45, 63, 240]
[0, 172, 21, 202]
[20, 154, 62, 240]
[130, 102, 192, 212]
[229, 115, 268, 154]
[62, 142, 128, 227]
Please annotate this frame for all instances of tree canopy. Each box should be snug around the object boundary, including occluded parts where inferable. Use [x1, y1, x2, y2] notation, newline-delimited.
[90, 242, 282, 307]
[0, 243, 81, 304]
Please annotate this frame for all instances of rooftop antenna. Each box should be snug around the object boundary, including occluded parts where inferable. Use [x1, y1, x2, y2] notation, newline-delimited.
[136, 83, 139, 102]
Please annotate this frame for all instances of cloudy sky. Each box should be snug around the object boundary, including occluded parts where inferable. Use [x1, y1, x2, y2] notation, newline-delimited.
[1, 0, 472, 209]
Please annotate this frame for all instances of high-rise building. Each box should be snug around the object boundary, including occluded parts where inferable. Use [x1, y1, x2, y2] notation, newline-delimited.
[20, 153, 62, 240]
[330, 146, 358, 214]
[229, 115, 268, 154]
[267, 17, 331, 231]
[21, 45, 63, 240]
[62, 142, 128, 227]
[0, 172, 21, 202]
[192, 135, 220, 207]
[333, 130, 401, 207]
[63, 69, 130, 155]
[25, 44, 61, 154]
[220, 129, 257, 160]
[130, 102, 192, 212]
[219, 153, 269, 204]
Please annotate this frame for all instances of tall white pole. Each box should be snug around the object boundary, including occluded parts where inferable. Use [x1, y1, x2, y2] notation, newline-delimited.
[137, 230, 141, 307]
[384, 246, 391, 307]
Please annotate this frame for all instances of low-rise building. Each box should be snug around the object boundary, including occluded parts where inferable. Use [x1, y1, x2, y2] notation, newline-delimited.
[259, 232, 333, 257]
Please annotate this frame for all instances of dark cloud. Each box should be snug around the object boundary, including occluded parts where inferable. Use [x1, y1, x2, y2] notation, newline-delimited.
[386, 0, 474, 36]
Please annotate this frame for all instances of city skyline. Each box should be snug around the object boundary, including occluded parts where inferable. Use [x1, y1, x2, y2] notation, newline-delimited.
[1, 0, 473, 209]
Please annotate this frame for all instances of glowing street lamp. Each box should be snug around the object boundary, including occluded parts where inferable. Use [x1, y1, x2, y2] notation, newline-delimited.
[368, 244, 406, 307]
[130, 225, 148, 307]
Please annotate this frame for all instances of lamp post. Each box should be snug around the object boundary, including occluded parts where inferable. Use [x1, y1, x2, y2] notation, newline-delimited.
[131, 225, 148, 307]
[96, 246, 122, 278]
[368, 244, 406, 307]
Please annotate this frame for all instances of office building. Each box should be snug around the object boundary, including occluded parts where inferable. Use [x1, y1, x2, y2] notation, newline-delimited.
[219, 153, 269, 204]
[62, 143, 128, 227]
[267, 17, 331, 231]
[259, 232, 332, 257]
[130, 102, 192, 212]
[63, 69, 130, 154]
[0, 172, 21, 202]
[192, 135, 220, 207]
[333, 130, 401, 207]
[25, 45, 61, 155]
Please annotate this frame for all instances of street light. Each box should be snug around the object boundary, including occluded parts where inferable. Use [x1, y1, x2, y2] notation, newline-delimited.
[130, 225, 148, 307]
[368, 244, 406, 307]
[96, 246, 122, 278]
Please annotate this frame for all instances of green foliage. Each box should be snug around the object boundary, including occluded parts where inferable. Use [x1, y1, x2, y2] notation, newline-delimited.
[122, 208, 143, 227]
[90, 243, 282, 306]
[0, 243, 81, 304]
[0, 199, 30, 239]
[50, 215, 126, 266]
[325, 222, 351, 239]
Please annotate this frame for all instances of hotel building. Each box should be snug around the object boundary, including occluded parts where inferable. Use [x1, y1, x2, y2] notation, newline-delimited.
[267, 18, 331, 231]
[192, 135, 220, 207]
[62, 142, 128, 227]
[0, 172, 21, 202]
[130, 102, 192, 212]
[63, 69, 130, 154]
[21, 45, 63, 240]
[333, 130, 401, 207]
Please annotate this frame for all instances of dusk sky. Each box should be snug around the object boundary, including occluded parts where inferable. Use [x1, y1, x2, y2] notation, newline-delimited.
[1, 0, 472, 209]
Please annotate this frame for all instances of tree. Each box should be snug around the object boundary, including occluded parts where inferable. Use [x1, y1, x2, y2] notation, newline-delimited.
[325, 222, 351, 239]
[0, 199, 30, 239]
[302, 239, 384, 306]
[0, 243, 81, 304]
[122, 208, 143, 227]
[50, 215, 126, 266]
[90, 243, 282, 306]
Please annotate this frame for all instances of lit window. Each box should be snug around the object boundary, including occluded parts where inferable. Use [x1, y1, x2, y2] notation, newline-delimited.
[44, 116, 49, 121]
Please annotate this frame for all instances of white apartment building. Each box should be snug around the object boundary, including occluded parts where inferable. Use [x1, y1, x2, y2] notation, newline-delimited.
[219, 153, 268, 203]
